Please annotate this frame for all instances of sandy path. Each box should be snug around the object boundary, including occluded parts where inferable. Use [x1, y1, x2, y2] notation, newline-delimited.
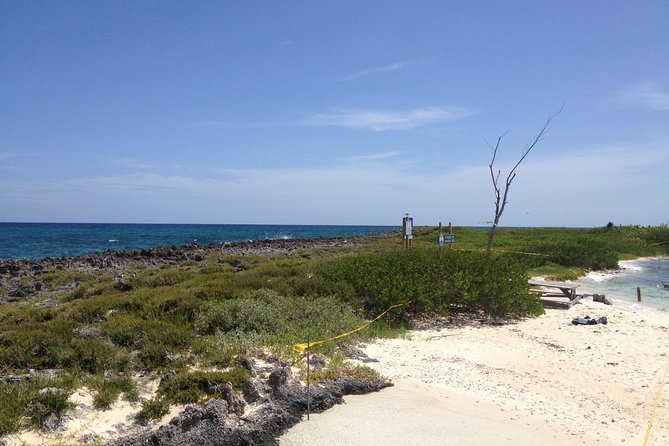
[281, 300, 669, 446]
[281, 379, 585, 446]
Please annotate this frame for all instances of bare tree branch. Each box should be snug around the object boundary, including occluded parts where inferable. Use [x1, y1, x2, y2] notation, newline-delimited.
[486, 105, 563, 252]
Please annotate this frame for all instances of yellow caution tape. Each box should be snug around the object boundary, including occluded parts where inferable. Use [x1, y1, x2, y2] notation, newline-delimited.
[643, 357, 669, 445]
[293, 301, 408, 353]
[492, 249, 551, 257]
[452, 247, 550, 257]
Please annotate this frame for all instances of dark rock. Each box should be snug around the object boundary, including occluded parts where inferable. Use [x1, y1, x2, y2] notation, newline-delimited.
[239, 356, 256, 375]
[342, 344, 379, 363]
[114, 279, 133, 292]
[106, 362, 392, 446]
[593, 294, 613, 305]
[159, 370, 179, 386]
[0, 373, 33, 383]
[266, 354, 288, 367]
[41, 413, 64, 432]
[6, 278, 25, 298]
[307, 353, 327, 370]
[80, 433, 101, 444]
[267, 366, 290, 393]
[242, 379, 265, 404]
[169, 399, 228, 433]
[222, 383, 245, 416]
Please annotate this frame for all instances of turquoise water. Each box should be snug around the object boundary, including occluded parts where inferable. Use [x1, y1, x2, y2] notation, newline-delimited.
[573, 257, 669, 310]
[0, 223, 397, 260]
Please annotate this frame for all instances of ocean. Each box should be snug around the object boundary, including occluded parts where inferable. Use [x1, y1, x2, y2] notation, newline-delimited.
[573, 257, 669, 311]
[0, 223, 398, 260]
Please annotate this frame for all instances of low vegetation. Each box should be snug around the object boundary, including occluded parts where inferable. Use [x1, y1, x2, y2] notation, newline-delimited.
[1, 225, 667, 434]
[317, 248, 542, 319]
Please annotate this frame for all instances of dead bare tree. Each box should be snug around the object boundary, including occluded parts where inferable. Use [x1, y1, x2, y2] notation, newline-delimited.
[486, 105, 563, 252]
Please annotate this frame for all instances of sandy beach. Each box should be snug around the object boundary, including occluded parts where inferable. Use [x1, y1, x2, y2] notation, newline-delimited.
[281, 299, 669, 446]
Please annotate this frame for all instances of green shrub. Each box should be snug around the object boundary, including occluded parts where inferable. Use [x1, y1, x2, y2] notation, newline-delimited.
[135, 368, 251, 421]
[66, 338, 119, 374]
[103, 315, 192, 349]
[640, 225, 669, 245]
[531, 238, 619, 270]
[194, 289, 365, 356]
[136, 270, 191, 288]
[157, 369, 250, 405]
[136, 344, 188, 371]
[146, 295, 203, 324]
[26, 385, 74, 430]
[0, 322, 74, 370]
[317, 248, 542, 319]
[136, 396, 169, 421]
[0, 381, 25, 435]
[63, 283, 107, 302]
[194, 298, 280, 336]
[90, 375, 139, 409]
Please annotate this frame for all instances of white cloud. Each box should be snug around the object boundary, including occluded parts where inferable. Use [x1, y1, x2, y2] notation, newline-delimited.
[1, 143, 666, 226]
[339, 62, 410, 81]
[305, 106, 474, 131]
[344, 152, 403, 163]
[495, 142, 669, 226]
[623, 83, 669, 111]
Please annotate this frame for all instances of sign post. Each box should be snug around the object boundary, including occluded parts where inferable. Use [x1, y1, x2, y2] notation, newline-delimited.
[402, 213, 413, 249]
[438, 221, 455, 247]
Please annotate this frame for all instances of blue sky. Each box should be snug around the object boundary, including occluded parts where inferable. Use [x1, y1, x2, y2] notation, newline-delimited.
[1, 1, 667, 226]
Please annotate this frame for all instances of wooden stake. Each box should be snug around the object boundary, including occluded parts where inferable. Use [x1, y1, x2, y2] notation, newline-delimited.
[449, 222, 453, 249]
[306, 335, 311, 420]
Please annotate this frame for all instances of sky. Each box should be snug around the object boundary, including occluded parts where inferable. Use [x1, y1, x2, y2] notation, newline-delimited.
[1, 0, 668, 227]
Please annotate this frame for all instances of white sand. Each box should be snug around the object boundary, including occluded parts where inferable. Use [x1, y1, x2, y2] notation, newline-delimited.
[281, 300, 669, 446]
[5, 300, 667, 445]
[4, 377, 185, 446]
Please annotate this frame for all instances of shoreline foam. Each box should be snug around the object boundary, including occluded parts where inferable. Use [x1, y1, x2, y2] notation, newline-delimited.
[574, 256, 669, 311]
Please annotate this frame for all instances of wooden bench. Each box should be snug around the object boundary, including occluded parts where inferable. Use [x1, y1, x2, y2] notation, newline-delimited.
[528, 279, 582, 308]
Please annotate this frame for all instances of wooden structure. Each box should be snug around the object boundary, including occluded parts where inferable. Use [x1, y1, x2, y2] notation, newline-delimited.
[528, 279, 582, 308]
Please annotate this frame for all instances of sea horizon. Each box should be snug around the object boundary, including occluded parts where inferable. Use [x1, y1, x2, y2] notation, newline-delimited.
[0, 222, 400, 261]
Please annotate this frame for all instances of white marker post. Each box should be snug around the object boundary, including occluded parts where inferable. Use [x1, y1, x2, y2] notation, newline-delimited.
[402, 213, 413, 249]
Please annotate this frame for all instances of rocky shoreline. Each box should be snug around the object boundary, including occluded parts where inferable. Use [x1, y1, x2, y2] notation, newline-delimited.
[0, 232, 396, 303]
[1, 233, 397, 446]
[107, 351, 391, 446]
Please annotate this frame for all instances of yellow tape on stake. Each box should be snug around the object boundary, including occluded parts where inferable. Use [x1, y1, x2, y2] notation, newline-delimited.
[293, 302, 408, 353]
